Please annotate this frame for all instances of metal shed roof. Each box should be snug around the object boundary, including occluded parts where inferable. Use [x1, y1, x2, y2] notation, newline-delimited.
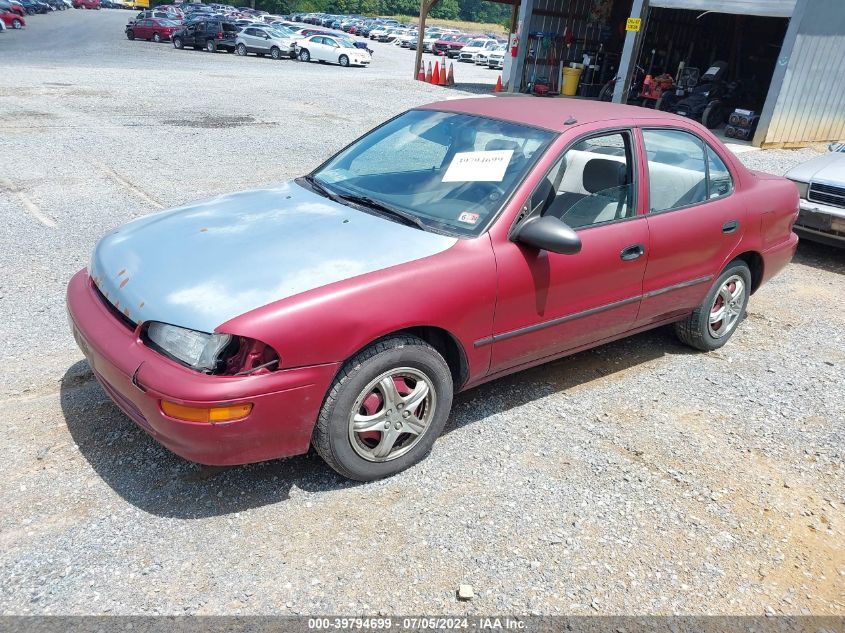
[648, 0, 795, 18]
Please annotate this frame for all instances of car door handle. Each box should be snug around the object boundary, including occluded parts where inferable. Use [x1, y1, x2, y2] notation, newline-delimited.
[722, 220, 739, 234]
[620, 243, 645, 261]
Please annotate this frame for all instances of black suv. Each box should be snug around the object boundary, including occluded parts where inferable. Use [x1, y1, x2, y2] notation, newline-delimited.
[172, 20, 238, 53]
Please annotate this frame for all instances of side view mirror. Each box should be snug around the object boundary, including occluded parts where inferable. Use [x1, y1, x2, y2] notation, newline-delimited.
[515, 215, 581, 255]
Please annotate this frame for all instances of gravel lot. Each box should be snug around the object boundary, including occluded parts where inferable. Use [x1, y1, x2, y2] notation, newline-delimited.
[1, 9, 843, 616]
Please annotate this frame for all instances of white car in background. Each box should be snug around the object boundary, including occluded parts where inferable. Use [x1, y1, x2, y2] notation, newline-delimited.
[785, 142, 845, 247]
[457, 38, 498, 63]
[296, 35, 371, 67]
[368, 26, 388, 40]
[487, 46, 505, 69]
[475, 43, 504, 65]
[396, 30, 418, 47]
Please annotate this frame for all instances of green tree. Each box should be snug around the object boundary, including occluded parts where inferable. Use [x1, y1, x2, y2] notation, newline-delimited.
[429, 0, 458, 20]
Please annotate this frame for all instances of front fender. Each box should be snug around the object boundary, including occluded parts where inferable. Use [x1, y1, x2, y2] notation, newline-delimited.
[218, 236, 498, 386]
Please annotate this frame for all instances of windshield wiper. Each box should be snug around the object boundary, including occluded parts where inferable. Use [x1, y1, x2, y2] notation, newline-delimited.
[301, 174, 342, 203]
[333, 193, 427, 231]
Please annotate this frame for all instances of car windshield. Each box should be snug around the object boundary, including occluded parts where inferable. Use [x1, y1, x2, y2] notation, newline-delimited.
[468, 39, 486, 46]
[271, 26, 293, 36]
[311, 109, 555, 236]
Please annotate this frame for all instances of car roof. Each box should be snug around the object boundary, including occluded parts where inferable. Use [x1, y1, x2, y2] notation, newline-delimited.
[420, 97, 687, 132]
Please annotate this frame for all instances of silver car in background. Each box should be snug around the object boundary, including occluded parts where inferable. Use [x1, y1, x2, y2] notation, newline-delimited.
[785, 143, 845, 247]
[236, 25, 297, 59]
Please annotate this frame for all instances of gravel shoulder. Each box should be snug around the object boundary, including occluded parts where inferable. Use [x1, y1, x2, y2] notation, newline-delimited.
[1, 9, 843, 616]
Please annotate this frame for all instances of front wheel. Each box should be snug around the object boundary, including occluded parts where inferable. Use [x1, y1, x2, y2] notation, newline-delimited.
[126, 30, 134, 39]
[152, 32, 160, 43]
[13, 17, 22, 27]
[172, 36, 183, 49]
[312, 335, 454, 481]
[674, 261, 751, 351]
[205, 39, 216, 53]
[236, 43, 247, 56]
[298, 48, 310, 62]
[338, 54, 349, 67]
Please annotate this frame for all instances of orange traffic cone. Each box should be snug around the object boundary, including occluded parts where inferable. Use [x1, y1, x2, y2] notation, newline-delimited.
[417, 60, 425, 81]
[432, 60, 440, 85]
[439, 63, 447, 86]
[447, 63, 455, 86]
[425, 61, 432, 83]
[494, 75, 503, 93]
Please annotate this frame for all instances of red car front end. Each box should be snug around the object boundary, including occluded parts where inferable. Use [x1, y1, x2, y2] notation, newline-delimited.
[66, 269, 340, 466]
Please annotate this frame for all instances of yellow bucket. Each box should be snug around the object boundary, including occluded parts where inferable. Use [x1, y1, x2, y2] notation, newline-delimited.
[562, 66, 584, 96]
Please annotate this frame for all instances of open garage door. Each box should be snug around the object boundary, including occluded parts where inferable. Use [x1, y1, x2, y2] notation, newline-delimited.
[649, 0, 795, 18]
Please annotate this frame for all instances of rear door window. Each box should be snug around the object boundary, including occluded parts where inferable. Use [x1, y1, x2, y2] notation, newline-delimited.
[642, 129, 707, 212]
[707, 146, 734, 199]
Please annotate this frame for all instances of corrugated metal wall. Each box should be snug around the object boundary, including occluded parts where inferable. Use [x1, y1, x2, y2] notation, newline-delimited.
[761, 0, 845, 146]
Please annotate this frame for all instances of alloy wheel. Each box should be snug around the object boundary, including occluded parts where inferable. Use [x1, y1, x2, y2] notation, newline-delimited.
[708, 274, 745, 338]
[348, 367, 436, 463]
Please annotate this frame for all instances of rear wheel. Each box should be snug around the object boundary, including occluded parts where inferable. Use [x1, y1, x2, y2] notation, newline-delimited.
[270, 46, 281, 60]
[236, 43, 247, 56]
[312, 335, 453, 481]
[205, 39, 216, 53]
[338, 54, 349, 67]
[674, 261, 751, 351]
[298, 48, 310, 62]
[152, 32, 160, 42]
[13, 18, 23, 28]
[172, 36, 183, 49]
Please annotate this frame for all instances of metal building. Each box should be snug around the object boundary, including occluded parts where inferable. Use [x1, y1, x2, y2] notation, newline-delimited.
[502, 0, 845, 147]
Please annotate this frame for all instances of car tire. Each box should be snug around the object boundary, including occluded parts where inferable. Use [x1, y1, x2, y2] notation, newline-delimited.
[172, 36, 183, 49]
[236, 43, 246, 56]
[338, 54, 349, 67]
[13, 18, 22, 27]
[153, 32, 160, 42]
[126, 29, 134, 39]
[674, 260, 752, 352]
[298, 48, 310, 62]
[205, 39, 216, 52]
[312, 334, 454, 481]
[289, 50, 297, 59]
[270, 46, 281, 59]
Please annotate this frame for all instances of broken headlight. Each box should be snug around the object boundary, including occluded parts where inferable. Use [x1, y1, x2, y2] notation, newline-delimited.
[144, 322, 232, 373]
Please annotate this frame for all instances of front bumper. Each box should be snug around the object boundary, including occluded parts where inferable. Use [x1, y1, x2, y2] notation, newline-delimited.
[66, 269, 340, 466]
[795, 198, 845, 246]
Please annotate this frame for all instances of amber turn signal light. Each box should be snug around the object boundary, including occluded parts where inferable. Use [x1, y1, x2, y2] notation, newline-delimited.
[160, 400, 253, 423]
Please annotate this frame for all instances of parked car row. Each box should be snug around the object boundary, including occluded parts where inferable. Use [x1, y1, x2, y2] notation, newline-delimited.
[121, 5, 373, 68]
[0, 0, 87, 33]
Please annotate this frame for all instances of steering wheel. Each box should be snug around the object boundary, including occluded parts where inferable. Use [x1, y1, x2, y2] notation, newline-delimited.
[477, 181, 507, 202]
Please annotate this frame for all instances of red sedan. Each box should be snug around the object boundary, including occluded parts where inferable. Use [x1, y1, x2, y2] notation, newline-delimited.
[126, 17, 180, 42]
[0, 9, 24, 27]
[66, 98, 798, 480]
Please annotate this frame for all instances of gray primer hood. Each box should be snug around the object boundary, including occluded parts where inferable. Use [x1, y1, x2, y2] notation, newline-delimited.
[90, 181, 457, 332]
[785, 152, 845, 184]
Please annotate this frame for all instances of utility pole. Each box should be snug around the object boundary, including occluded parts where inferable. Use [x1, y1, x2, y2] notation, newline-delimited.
[413, 0, 439, 79]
